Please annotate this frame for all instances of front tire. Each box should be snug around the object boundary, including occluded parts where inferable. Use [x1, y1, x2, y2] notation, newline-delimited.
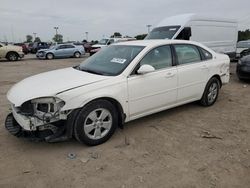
[74, 51, 81, 58]
[46, 53, 54, 60]
[200, 77, 220, 106]
[74, 100, 118, 146]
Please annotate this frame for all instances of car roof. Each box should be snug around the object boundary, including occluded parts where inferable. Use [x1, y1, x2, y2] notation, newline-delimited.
[113, 39, 203, 47]
[112, 39, 215, 55]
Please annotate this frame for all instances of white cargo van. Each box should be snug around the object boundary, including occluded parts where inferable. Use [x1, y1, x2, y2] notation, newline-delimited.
[145, 14, 238, 60]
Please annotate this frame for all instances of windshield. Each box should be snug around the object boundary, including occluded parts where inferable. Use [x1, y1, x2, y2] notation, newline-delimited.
[145, 26, 181, 39]
[76, 45, 145, 76]
[98, 39, 109, 45]
[237, 41, 250, 48]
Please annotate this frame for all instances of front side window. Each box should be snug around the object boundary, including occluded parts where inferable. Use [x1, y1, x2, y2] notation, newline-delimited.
[77, 45, 145, 76]
[174, 44, 201, 65]
[108, 39, 115, 44]
[145, 26, 181, 39]
[140, 45, 172, 70]
[58, 45, 66, 49]
[98, 39, 109, 45]
[237, 41, 250, 48]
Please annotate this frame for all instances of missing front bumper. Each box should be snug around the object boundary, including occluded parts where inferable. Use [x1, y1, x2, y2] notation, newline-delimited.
[5, 113, 70, 142]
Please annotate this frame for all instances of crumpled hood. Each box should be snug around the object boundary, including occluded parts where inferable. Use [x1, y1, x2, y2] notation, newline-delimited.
[37, 49, 50, 53]
[7, 67, 108, 106]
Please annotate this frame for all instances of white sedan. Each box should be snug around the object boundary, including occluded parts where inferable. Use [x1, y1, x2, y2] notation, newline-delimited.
[5, 40, 230, 146]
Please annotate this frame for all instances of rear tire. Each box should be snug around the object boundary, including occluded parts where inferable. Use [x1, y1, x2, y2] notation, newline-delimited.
[7, 52, 18, 61]
[46, 53, 54, 60]
[74, 52, 81, 58]
[74, 100, 118, 146]
[200, 77, 220, 106]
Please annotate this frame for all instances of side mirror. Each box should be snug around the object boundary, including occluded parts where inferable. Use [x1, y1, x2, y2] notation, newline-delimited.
[137, 64, 155, 74]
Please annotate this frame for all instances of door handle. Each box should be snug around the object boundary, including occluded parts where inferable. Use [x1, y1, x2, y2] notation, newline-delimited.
[165, 72, 175, 78]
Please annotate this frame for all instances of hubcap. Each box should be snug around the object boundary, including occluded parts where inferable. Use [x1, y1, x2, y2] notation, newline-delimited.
[84, 108, 112, 140]
[9, 54, 16, 61]
[47, 54, 53, 59]
[208, 83, 218, 103]
[75, 53, 80, 57]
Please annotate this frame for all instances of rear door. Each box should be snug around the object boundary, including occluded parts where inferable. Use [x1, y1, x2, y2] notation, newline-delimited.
[173, 44, 209, 103]
[64, 45, 75, 56]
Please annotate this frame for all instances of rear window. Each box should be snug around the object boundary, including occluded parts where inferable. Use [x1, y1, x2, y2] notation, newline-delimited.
[200, 48, 213, 60]
[237, 41, 250, 48]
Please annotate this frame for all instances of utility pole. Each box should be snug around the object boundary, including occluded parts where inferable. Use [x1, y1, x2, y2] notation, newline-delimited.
[33, 32, 37, 41]
[54, 27, 59, 42]
[54, 27, 58, 35]
[85, 32, 89, 41]
[146, 24, 152, 34]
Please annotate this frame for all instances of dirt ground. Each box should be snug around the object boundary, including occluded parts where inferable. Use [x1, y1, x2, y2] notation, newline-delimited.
[0, 55, 249, 188]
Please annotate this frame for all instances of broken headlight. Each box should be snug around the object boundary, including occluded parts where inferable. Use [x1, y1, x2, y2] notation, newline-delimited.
[30, 97, 65, 123]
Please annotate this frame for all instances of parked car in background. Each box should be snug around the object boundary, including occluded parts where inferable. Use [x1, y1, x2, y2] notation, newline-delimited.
[236, 40, 250, 59]
[14, 43, 29, 54]
[5, 40, 229, 145]
[146, 13, 238, 60]
[83, 42, 93, 53]
[73, 42, 92, 53]
[36, 43, 85, 59]
[237, 55, 250, 80]
[0, 42, 24, 61]
[90, 38, 116, 56]
[90, 37, 136, 56]
[30, 42, 50, 53]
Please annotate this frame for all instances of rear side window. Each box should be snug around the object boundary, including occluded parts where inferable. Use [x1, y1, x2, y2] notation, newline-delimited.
[65, 45, 75, 48]
[140, 45, 172, 70]
[200, 48, 213, 60]
[174, 44, 201, 65]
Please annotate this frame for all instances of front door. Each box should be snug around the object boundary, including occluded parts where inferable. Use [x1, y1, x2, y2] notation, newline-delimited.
[127, 45, 178, 119]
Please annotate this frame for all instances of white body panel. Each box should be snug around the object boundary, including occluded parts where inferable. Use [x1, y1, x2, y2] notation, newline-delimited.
[7, 40, 230, 130]
[153, 14, 238, 55]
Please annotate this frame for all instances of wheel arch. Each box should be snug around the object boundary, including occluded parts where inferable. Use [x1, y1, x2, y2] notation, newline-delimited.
[210, 74, 222, 88]
[87, 97, 126, 129]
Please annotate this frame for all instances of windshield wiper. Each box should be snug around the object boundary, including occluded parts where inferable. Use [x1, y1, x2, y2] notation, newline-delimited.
[80, 67, 105, 75]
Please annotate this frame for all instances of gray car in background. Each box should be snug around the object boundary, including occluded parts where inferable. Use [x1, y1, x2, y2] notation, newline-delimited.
[36, 44, 85, 59]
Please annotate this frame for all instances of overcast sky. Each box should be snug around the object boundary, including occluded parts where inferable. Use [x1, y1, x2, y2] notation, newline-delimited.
[1, 0, 250, 42]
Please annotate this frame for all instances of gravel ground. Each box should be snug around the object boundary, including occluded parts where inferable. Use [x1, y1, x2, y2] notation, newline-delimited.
[0, 55, 250, 188]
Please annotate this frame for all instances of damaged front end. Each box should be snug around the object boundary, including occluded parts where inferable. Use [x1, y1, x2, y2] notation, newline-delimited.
[5, 97, 75, 142]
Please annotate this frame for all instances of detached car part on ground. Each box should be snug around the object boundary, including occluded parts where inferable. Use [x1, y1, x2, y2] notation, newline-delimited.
[36, 44, 85, 60]
[0, 42, 24, 61]
[5, 40, 230, 146]
[237, 55, 250, 80]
